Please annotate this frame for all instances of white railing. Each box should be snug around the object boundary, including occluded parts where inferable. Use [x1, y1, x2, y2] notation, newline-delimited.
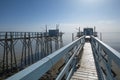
[91, 36, 120, 80]
[6, 36, 85, 80]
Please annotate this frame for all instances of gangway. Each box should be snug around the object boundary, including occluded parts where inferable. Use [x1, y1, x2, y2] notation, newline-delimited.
[6, 35, 120, 80]
[6, 28, 120, 80]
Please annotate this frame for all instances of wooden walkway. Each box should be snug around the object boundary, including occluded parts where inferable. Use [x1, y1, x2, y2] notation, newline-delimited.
[71, 42, 98, 80]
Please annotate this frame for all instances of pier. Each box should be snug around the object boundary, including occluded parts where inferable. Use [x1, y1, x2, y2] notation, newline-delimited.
[0, 28, 120, 80]
[0, 28, 63, 79]
[0, 0, 120, 79]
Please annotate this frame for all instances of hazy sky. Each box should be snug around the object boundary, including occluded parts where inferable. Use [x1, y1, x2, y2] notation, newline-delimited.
[0, 0, 120, 32]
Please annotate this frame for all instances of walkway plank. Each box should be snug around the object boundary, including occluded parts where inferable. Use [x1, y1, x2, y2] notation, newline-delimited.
[71, 42, 98, 80]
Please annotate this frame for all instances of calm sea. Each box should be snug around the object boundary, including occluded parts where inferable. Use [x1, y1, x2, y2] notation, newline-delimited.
[63, 32, 120, 53]
[101, 32, 120, 52]
[0, 32, 120, 60]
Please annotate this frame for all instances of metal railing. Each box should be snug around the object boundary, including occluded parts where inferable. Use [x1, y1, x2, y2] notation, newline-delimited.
[6, 36, 85, 80]
[91, 36, 120, 80]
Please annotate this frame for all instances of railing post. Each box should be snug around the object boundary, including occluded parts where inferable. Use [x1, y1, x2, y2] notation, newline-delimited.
[91, 36, 120, 80]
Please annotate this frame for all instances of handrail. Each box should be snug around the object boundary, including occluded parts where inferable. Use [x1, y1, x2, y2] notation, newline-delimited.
[91, 36, 120, 80]
[56, 39, 84, 80]
[6, 36, 85, 80]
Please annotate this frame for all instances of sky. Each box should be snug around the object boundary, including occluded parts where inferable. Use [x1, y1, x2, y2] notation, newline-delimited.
[0, 0, 120, 32]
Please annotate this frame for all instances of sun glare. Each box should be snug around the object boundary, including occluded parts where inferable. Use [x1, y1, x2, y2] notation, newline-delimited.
[80, 0, 105, 5]
[85, 0, 99, 3]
